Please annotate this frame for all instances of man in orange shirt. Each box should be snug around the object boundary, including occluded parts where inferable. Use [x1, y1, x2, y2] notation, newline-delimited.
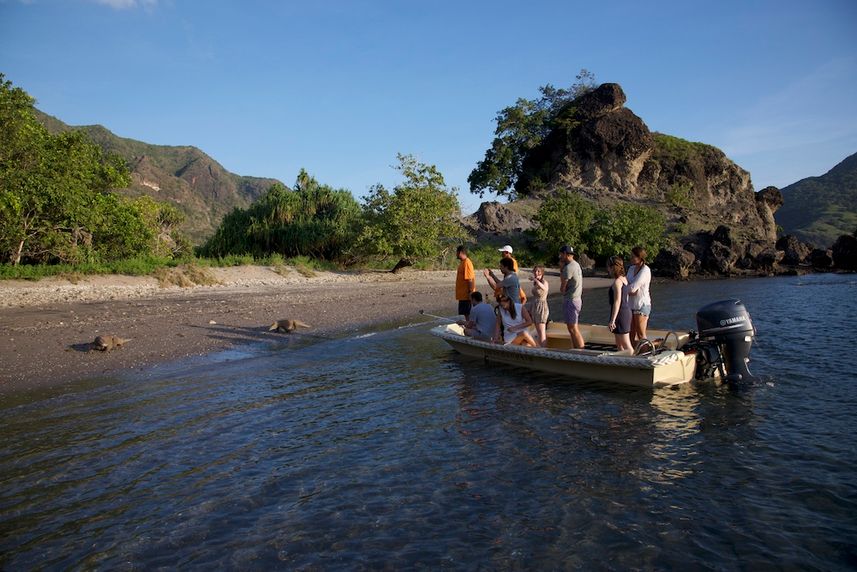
[455, 245, 476, 319]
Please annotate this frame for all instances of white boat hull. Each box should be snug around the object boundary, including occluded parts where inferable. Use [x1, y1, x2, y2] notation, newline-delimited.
[431, 323, 697, 388]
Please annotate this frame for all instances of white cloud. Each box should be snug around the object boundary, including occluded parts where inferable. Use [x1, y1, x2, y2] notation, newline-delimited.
[92, 0, 157, 9]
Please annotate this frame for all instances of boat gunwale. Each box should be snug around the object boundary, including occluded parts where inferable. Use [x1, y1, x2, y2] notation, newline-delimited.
[429, 325, 687, 370]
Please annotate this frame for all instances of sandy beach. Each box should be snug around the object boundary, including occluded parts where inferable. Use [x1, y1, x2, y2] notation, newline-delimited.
[0, 265, 611, 394]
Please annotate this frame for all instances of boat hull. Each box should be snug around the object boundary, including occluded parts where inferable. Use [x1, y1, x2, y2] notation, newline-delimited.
[432, 324, 696, 388]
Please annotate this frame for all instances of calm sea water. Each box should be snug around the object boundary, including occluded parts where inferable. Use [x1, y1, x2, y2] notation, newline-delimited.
[1, 274, 856, 570]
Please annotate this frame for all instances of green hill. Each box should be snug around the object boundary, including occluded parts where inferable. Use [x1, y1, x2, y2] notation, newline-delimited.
[776, 152, 857, 248]
[34, 110, 284, 243]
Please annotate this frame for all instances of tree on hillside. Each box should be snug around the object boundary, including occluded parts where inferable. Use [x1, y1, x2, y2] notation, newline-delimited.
[0, 74, 187, 266]
[585, 203, 666, 261]
[534, 189, 665, 261]
[534, 189, 597, 253]
[199, 170, 361, 259]
[468, 69, 596, 199]
[354, 154, 465, 271]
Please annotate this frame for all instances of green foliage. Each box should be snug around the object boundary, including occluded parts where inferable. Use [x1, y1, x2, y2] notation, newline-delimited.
[534, 189, 597, 252]
[354, 154, 465, 264]
[585, 203, 666, 260]
[776, 153, 857, 247]
[0, 255, 178, 280]
[534, 190, 666, 260]
[0, 74, 184, 266]
[199, 170, 361, 259]
[653, 133, 716, 163]
[665, 181, 694, 210]
[468, 69, 596, 199]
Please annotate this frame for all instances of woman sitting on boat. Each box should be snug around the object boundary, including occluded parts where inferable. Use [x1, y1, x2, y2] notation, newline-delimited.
[607, 256, 633, 351]
[495, 295, 537, 347]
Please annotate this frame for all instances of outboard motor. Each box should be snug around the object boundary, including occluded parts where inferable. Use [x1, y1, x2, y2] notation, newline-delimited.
[694, 299, 756, 384]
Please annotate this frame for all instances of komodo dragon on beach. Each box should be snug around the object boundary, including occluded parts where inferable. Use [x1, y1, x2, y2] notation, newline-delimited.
[90, 335, 131, 351]
[269, 319, 311, 333]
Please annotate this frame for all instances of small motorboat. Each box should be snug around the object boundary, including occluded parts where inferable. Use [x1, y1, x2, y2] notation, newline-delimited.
[431, 299, 756, 388]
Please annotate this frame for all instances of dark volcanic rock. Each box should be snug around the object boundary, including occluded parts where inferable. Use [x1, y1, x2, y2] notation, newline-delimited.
[517, 83, 654, 196]
[776, 234, 813, 265]
[473, 202, 534, 234]
[578, 253, 596, 276]
[705, 241, 738, 275]
[832, 234, 857, 270]
[810, 248, 833, 269]
[652, 248, 696, 280]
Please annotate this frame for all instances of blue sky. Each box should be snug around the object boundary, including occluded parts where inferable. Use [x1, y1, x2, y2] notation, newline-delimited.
[1, 0, 856, 214]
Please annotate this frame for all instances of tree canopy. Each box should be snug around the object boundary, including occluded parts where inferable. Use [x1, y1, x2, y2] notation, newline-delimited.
[468, 70, 596, 200]
[354, 154, 465, 266]
[535, 190, 665, 260]
[0, 74, 186, 265]
[200, 170, 361, 259]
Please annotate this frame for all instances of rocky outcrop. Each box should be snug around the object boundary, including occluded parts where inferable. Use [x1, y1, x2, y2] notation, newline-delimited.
[755, 187, 784, 243]
[776, 235, 813, 266]
[810, 248, 833, 269]
[472, 201, 535, 235]
[832, 233, 857, 270]
[653, 247, 697, 280]
[518, 83, 654, 198]
[471, 83, 786, 277]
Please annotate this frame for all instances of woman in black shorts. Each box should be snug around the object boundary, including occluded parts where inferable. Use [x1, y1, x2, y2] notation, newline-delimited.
[607, 256, 633, 351]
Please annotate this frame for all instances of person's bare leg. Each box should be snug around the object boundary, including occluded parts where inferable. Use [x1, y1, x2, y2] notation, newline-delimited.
[568, 323, 584, 348]
[535, 323, 547, 346]
[638, 314, 649, 342]
[630, 315, 640, 347]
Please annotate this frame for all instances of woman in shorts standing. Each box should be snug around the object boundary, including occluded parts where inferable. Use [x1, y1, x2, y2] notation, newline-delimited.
[626, 246, 652, 348]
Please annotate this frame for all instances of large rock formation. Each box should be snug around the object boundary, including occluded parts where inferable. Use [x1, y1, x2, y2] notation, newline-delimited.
[832, 232, 857, 271]
[472, 83, 786, 277]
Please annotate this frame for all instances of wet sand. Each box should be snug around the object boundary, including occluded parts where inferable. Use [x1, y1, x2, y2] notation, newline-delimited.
[0, 265, 611, 395]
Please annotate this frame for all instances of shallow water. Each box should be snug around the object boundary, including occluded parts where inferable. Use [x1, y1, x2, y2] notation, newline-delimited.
[1, 274, 856, 569]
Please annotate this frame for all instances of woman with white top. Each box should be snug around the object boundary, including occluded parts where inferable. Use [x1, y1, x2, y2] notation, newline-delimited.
[626, 246, 652, 348]
[494, 295, 537, 347]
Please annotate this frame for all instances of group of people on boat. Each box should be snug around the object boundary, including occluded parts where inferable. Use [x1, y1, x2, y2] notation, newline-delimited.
[454, 244, 652, 351]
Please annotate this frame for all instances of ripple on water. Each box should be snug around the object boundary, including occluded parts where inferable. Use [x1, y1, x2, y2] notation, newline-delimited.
[1, 275, 856, 569]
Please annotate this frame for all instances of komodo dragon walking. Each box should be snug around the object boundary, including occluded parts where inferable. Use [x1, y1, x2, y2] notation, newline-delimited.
[90, 335, 131, 351]
[269, 319, 311, 333]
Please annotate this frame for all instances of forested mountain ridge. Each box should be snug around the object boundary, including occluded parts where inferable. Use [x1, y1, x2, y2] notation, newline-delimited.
[34, 110, 284, 243]
[776, 152, 857, 248]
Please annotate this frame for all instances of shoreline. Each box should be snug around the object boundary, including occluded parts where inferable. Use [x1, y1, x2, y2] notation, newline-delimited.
[0, 265, 612, 395]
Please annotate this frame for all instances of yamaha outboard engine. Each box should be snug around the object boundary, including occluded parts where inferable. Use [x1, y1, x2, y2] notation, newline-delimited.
[694, 299, 756, 384]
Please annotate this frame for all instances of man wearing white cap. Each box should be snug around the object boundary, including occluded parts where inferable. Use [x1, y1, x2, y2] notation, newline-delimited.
[495, 245, 526, 304]
[497, 245, 518, 272]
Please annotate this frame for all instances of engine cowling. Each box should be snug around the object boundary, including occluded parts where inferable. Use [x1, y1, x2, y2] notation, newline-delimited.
[695, 299, 756, 383]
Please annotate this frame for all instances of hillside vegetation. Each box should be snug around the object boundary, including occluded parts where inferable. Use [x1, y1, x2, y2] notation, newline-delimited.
[35, 110, 281, 243]
[776, 152, 857, 247]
